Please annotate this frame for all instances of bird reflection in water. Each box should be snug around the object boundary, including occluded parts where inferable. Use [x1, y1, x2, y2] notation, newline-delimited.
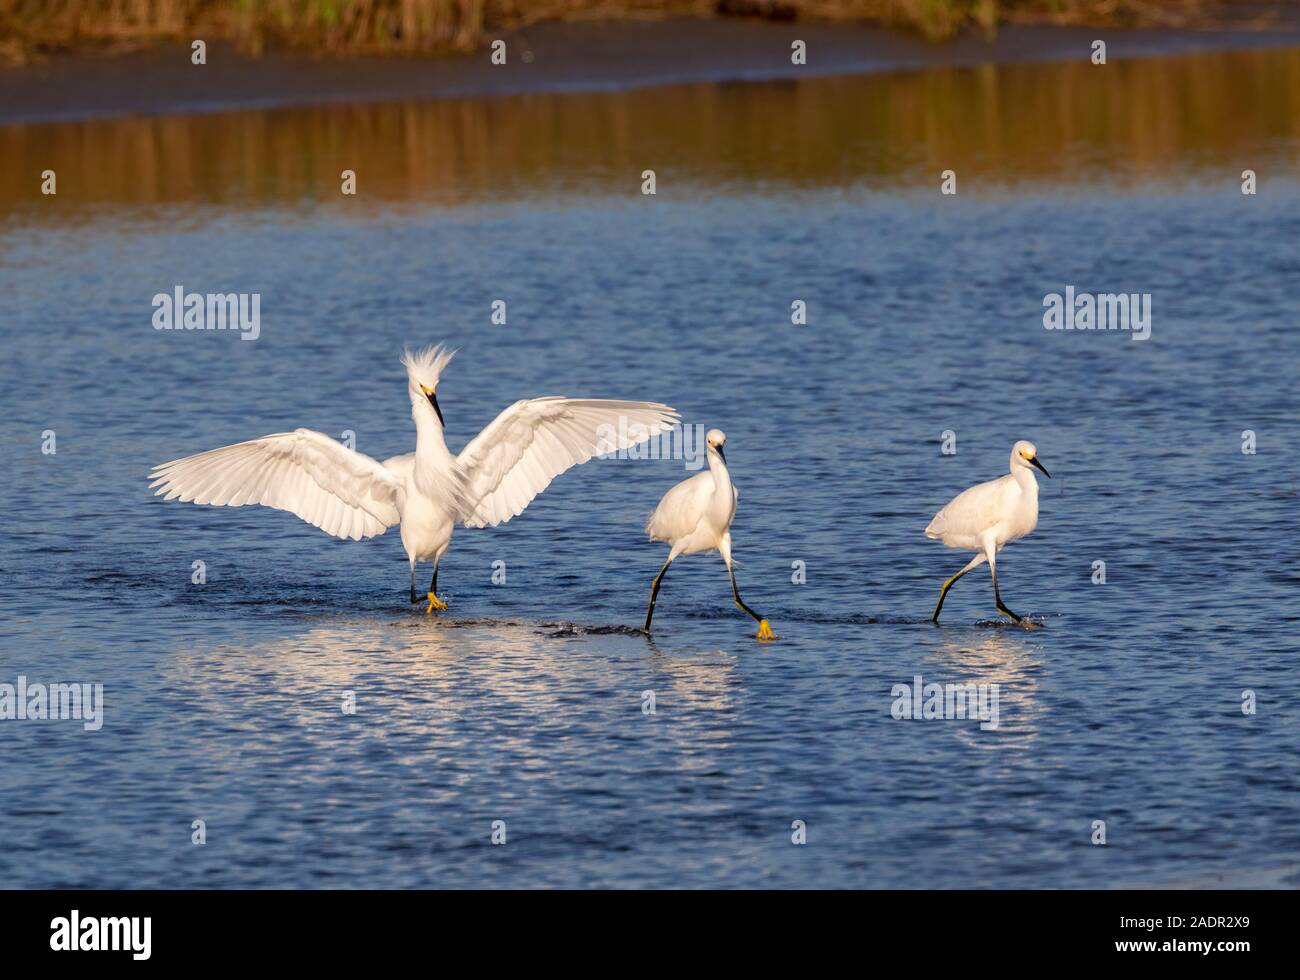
[930, 630, 1047, 750]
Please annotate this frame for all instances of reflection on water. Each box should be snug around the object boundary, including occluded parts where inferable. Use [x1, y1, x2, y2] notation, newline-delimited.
[932, 631, 1046, 750]
[166, 617, 743, 779]
[3, 46, 1300, 221]
[645, 645, 739, 771]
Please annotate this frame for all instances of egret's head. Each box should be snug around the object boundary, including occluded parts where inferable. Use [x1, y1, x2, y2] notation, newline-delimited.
[707, 428, 727, 463]
[1012, 440, 1050, 478]
[401, 344, 455, 426]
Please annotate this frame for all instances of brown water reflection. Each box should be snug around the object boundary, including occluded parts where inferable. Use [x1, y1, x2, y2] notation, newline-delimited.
[2, 46, 1299, 221]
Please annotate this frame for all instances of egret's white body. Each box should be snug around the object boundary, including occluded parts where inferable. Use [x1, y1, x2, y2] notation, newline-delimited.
[925, 439, 1051, 624]
[646, 469, 736, 557]
[643, 429, 775, 640]
[149, 345, 679, 612]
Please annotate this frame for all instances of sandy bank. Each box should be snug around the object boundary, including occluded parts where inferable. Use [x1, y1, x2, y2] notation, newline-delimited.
[3, 16, 1300, 125]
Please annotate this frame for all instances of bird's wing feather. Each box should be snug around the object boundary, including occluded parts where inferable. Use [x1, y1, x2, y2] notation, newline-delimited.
[645, 470, 715, 542]
[149, 429, 404, 541]
[381, 452, 415, 482]
[457, 397, 679, 528]
[925, 474, 1018, 542]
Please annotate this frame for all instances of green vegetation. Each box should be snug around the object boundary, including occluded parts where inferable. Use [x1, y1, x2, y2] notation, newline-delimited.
[0, 1, 1247, 64]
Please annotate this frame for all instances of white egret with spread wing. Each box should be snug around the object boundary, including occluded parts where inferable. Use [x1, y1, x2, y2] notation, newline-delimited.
[149, 345, 679, 613]
[925, 439, 1051, 625]
[643, 428, 776, 641]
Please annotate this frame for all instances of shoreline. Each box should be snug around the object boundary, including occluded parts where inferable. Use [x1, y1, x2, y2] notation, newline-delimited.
[3, 17, 1300, 126]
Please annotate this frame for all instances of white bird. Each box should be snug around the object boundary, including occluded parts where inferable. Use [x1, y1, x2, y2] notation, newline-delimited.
[642, 428, 776, 641]
[149, 345, 679, 613]
[925, 439, 1051, 625]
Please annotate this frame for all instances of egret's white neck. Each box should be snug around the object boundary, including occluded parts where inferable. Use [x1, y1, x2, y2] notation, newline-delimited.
[707, 446, 731, 487]
[411, 387, 452, 468]
[1010, 455, 1039, 492]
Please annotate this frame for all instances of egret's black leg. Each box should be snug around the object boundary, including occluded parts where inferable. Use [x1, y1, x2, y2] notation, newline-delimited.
[644, 558, 672, 633]
[991, 565, 1022, 623]
[932, 554, 988, 624]
[931, 566, 974, 624]
[728, 566, 762, 622]
[409, 563, 421, 604]
[728, 565, 777, 641]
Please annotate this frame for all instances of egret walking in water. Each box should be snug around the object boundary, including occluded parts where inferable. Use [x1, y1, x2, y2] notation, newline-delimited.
[643, 429, 776, 641]
[925, 439, 1051, 626]
[149, 345, 679, 613]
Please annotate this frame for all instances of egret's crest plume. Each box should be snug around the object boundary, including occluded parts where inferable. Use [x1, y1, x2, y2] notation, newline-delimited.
[401, 344, 457, 388]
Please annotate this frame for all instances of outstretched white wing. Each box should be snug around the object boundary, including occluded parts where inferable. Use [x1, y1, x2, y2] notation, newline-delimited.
[457, 397, 679, 529]
[149, 428, 404, 541]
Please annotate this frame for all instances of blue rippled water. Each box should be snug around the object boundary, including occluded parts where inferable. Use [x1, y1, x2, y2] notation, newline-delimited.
[2, 55, 1298, 888]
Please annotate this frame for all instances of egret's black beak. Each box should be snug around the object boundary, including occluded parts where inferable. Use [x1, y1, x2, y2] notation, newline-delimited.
[715, 445, 726, 465]
[1029, 456, 1051, 478]
[427, 390, 444, 427]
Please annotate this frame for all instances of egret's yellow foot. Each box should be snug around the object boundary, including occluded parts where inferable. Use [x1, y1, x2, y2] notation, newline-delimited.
[425, 592, 448, 614]
[756, 619, 778, 642]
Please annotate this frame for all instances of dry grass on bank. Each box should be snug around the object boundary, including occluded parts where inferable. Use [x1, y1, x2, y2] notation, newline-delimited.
[0, 1, 1248, 65]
